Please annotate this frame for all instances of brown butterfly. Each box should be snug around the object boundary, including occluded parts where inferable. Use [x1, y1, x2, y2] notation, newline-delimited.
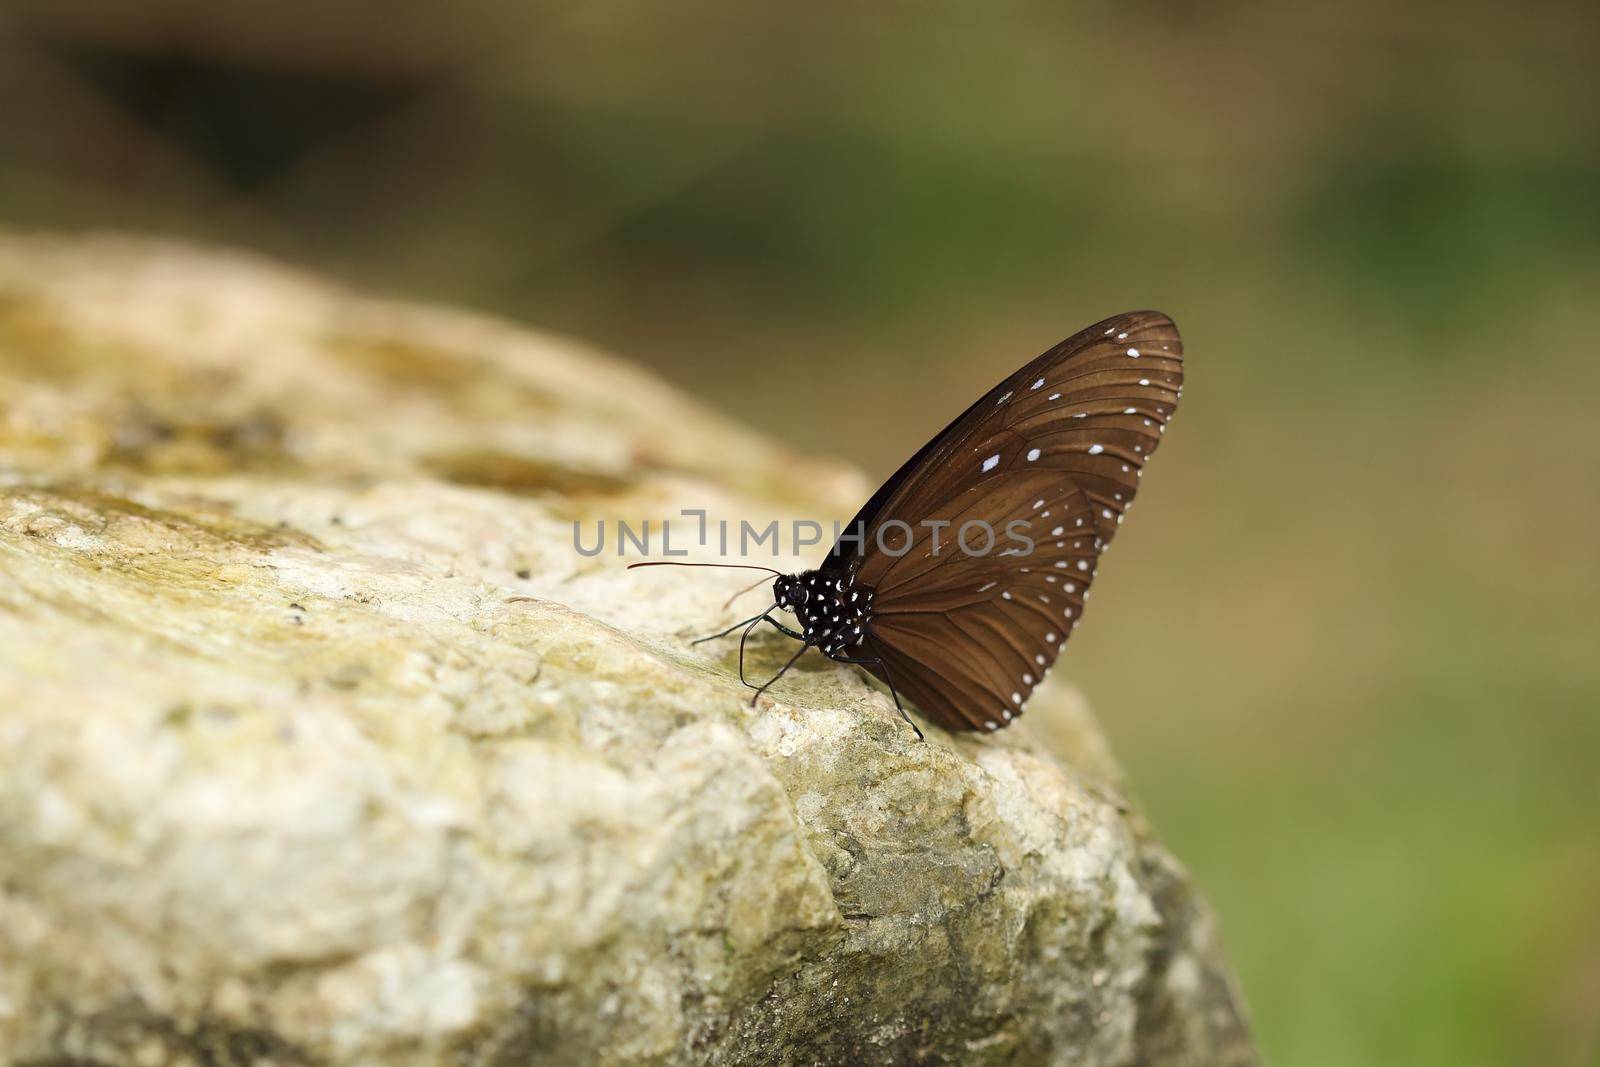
[636, 311, 1183, 738]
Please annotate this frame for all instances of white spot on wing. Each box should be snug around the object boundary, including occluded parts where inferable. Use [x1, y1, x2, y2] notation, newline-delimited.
[1088, 444, 1104, 455]
[982, 453, 1000, 472]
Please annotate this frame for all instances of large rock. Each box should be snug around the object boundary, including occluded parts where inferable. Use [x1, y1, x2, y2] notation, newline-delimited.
[0, 232, 1256, 1066]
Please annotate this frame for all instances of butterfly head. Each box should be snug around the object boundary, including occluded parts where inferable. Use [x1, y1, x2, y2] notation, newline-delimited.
[772, 573, 807, 610]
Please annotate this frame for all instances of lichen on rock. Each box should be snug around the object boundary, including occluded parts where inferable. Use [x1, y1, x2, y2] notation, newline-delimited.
[0, 231, 1256, 1066]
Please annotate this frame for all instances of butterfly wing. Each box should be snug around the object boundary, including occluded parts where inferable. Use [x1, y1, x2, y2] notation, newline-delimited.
[834, 310, 1184, 731]
[862, 481, 1103, 731]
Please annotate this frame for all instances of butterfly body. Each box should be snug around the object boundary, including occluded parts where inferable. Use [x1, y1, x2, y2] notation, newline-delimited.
[773, 570, 875, 659]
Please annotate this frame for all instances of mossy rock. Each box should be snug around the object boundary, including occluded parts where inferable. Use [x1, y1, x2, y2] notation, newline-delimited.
[0, 231, 1256, 1066]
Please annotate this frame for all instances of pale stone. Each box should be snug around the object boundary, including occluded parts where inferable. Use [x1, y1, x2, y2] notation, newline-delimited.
[0, 231, 1256, 1066]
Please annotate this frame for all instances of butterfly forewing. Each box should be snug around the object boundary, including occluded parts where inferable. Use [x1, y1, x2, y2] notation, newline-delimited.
[828, 310, 1183, 732]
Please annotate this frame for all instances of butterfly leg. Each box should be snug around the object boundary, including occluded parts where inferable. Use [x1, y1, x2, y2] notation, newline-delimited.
[736, 612, 770, 687]
[696, 608, 800, 649]
[763, 617, 805, 640]
[749, 642, 811, 707]
[875, 660, 924, 741]
[692, 611, 771, 645]
[730, 612, 806, 688]
[833, 653, 924, 741]
[721, 574, 773, 609]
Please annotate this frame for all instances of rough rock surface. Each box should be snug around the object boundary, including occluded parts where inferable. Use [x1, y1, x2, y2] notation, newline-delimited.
[0, 231, 1256, 1066]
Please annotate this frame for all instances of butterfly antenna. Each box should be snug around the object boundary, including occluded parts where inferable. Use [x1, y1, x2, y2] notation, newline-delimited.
[628, 561, 784, 577]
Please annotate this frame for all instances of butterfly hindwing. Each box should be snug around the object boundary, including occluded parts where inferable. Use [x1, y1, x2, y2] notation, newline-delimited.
[861, 485, 1100, 731]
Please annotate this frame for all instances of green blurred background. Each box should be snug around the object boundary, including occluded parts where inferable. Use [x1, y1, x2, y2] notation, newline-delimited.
[2, 2, 1595, 1062]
